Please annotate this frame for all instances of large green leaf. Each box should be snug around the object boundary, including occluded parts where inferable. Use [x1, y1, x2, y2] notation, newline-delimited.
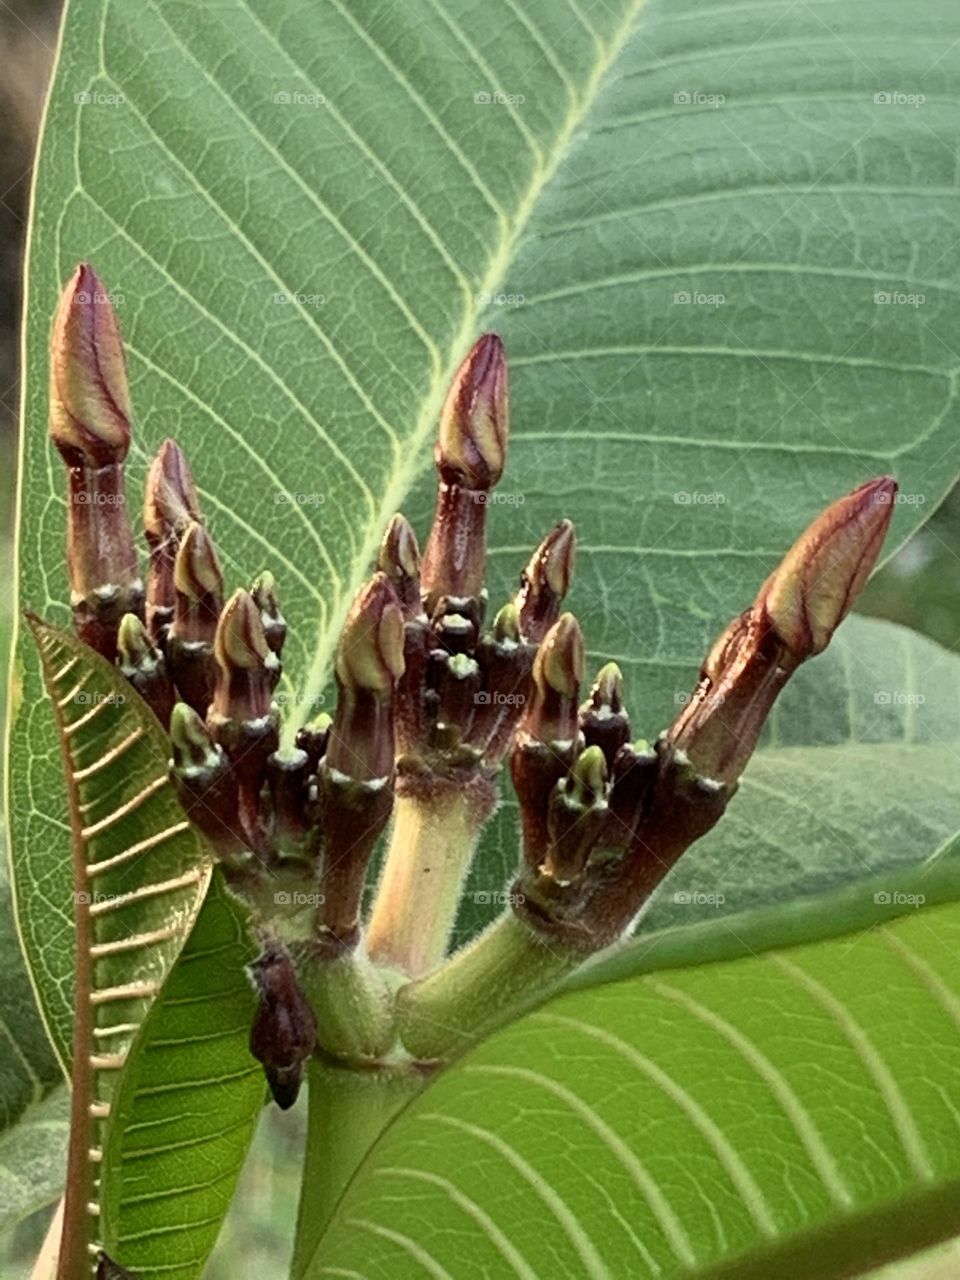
[13, 0, 960, 997]
[310, 898, 960, 1279]
[99, 872, 263, 1279]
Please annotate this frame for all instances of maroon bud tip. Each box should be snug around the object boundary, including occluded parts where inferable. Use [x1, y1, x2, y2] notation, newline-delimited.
[335, 572, 405, 694]
[436, 334, 508, 489]
[144, 439, 200, 544]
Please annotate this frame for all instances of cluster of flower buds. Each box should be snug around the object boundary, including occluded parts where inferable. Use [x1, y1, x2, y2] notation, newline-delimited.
[47, 262, 898, 1081]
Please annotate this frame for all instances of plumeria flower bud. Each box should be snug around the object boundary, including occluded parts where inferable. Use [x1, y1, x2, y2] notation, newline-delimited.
[668, 477, 897, 784]
[421, 335, 508, 610]
[328, 573, 404, 780]
[144, 439, 201, 641]
[144, 438, 200, 545]
[267, 746, 312, 847]
[173, 522, 224, 639]
[469, 602, 536, 762]
[526, 613, 585, 745]
[211, 589, 278, 724]
[435, 333, 508, 490]
[760, 475, 897, 658]
[252, 570, 286, 657]
[166, 522, 225, 715]
[378, 513, 423, 621]
[579, 662, 630, 770]
[248, 947, 317, 1110]
[295, 711, 332, 773]
[48, 265, 142, 659]
[515, 520, 576, 643]
[543, 744, 609, 884]
[48, 263, 131, 468]
[117, 612, 175, 728]
[168, 702, 245, 854]
[510, 613, 585, 866]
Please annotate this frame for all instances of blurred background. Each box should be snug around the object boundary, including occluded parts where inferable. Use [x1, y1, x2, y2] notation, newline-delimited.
[1, 1, 960, 1276]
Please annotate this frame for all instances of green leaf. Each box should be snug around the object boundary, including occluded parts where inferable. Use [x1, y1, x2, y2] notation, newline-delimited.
[0, 837, 67, 1234]
[310, 899, 960, 1279]
[0, 1088, 70, 1235]
[14, 0, 960, 981]
[99, 871, 263, 1280]
[16, 620, 211, 1275]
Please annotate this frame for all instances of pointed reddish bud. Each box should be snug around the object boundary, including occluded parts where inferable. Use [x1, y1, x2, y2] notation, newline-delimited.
[211, 589, 277, 722]
[510, 615, 585, 866]
[169, 702, 245, 853]
[668, 477, 897, 784]
[579, 662, 631, 770]
[143, 438, 200, 546]
[529, 613, 585, 741]
[48, 264, 131, 468]
[117, 612, 175, 727]
[543, 744, 609, 884]
[515, 520, 576, 642]
[252, 570, 287, 656]
[436, 334, 508, 490]
[378, 513, 423, 621]
[248, 947, 317, 1110]
[760, 475, 897, 658]
[335, 573, 405, 696]
[173, 523, 224, 625]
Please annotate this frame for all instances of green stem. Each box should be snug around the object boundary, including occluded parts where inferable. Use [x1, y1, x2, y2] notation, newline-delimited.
[365, 782, 490, 978]
[396, 909, 582, 1061]
[291, 1060, 425, 1277]
[299, 947, 395, 1061]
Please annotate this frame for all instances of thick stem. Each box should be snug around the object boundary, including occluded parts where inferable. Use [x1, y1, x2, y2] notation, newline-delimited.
[365, 777, 494, 978]
[299, 947, 396, 1062]
[396, 910, 582, 1061]
[291, 1061, 425, 1278]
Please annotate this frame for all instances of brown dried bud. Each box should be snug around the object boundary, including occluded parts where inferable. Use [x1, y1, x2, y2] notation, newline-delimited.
[378, 513, 423, 621]
[248, 947, 317, 1110]
[579, 662, 630, 770]
[760, 475, 897, 658]
[515, 520, 576, 643]
[435, 333, 508, 490]
[335, 573, 405, 696]
[49, 264, 131, 468]
[117, 612, 175, 728]
[252, 570, 287, 656]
